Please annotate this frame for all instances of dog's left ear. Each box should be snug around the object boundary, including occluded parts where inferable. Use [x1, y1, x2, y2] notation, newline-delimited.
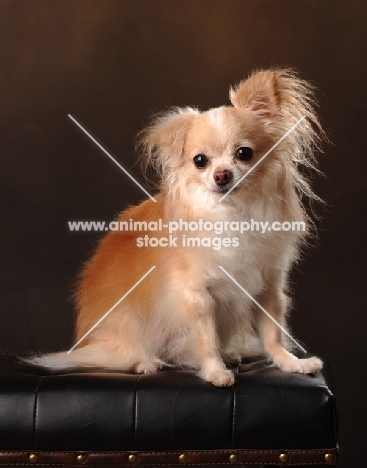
[229, 69, 283, 118]
[230, 69, 326, 200]
[229, 69, 304, 118]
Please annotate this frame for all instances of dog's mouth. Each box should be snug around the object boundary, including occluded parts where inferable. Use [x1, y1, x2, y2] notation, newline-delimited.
[213, 183, 239, 194]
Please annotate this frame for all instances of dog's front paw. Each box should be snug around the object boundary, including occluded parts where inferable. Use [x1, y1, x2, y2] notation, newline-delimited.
[201, 368, 235, 387]
[297, 356, 323, 374]
[276, 355, 323, 374]
[135, 360, 163, 374]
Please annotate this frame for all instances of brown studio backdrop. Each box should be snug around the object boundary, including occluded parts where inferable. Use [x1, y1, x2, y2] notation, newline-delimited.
[0, 0, 366, 466]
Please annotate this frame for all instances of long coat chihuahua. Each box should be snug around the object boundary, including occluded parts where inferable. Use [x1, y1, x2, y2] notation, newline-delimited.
[30, 69, 324, 386]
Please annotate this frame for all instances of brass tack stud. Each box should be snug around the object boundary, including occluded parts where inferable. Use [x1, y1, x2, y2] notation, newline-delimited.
[279, 453, 288, 463]
[229, 454, 238, 463]
[129, 454, 137, 464]
[179, 453, 187, 463]
[77, 454, 87, 464]
[325, 453, 334, 463]
[29, 454, 38, 464]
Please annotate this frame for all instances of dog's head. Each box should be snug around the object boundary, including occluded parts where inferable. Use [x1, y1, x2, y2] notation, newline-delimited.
[139, 69, 323, 207]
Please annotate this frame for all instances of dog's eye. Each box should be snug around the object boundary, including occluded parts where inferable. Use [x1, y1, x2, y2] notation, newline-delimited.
[236, 147, 253, 161]
[193, 154, 209, 168]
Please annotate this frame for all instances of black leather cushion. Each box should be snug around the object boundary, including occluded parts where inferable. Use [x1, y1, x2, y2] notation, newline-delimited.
[0, 355, 337, 452]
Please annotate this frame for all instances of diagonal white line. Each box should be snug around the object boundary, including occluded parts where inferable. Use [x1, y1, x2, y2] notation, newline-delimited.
[219, 115, 306, 202]
[218, 266, 307, 353]
[67, 266, 156, 353]
[68, 114, 157, 202]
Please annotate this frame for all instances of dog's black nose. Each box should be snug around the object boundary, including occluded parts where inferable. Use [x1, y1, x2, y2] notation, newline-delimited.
[213, 169, 233, 186]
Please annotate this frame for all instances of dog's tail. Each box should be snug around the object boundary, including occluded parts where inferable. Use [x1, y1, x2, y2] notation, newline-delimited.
[25, 344, 132, 370]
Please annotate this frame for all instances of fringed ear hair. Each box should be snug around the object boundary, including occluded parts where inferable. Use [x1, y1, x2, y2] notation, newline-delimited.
[230, 68, 325, 158]
[230, 68, 327, 203]
[137, 107, 198, 185]
[229, 69, 323, 129]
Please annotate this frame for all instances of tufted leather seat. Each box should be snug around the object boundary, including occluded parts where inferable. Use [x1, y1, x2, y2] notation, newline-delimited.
[0, 355, 339, 467]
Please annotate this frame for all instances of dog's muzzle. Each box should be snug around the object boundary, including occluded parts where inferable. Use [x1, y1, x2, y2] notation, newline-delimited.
[212, 169, 237, 193]
[213, 169, 233, 186]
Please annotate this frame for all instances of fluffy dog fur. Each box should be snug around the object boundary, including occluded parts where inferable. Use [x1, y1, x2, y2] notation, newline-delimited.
[29, 69, 324, 386]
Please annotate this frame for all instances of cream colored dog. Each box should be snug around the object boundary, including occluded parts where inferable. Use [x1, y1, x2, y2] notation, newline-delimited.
[30, 69, 324, 386]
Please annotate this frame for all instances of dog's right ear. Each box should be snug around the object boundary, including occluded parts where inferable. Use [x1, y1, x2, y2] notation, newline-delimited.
[138, 107, 198, 178]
